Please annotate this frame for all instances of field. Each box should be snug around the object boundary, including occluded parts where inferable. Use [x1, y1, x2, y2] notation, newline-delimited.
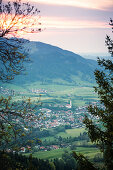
[56, 128, 85, 138]
[24, 128, 100, 160]
[25, 147, 100, 160]
[3, 81, 98, 107]
[29, 148, 69, 160]
[1, 82, 101, 161]
[41, 128, 85, 141]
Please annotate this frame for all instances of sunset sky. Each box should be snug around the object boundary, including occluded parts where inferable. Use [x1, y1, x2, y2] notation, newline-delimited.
[23, 0, 113, 57]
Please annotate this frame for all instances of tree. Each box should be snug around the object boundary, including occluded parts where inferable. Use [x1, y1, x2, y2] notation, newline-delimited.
[0, 95, 43, 150]
[73, 152, 97, 170]
[0, 0, 42, 150]
[73, 20, 113, 170]
[0, 0, 41, 81]
[62, 151, 78, 170]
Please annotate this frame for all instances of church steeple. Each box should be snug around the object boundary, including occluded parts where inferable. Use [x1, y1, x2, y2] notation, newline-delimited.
[66, 99, 72, 108]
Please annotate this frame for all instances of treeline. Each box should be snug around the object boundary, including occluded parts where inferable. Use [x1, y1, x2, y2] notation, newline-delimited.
[42, 132, 90, 147]
[0, 151, 78, 170]
[0, 150, 103, 170]
[0, 126, 72, 150]
[53, 151, 77, 170]
[0, 151, 52, 170]
[16, 126, 69, 146]
[18, 127, 90, 148]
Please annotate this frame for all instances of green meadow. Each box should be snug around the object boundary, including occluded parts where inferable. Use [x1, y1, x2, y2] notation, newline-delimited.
[41, 128, 85, 142]
[25, 147, 100, 160]
[3, 81, 98, 107]
[56, 128, 85, 138]
[24, 128, 100, 160]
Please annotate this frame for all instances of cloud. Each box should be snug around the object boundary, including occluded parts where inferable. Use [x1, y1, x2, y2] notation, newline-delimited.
[30, 0, 113, 11]
[9, 0, 112, 54]
[36, 2, 112, 30]
[40, 16, 108, 29]
[8, 0, 112, 30]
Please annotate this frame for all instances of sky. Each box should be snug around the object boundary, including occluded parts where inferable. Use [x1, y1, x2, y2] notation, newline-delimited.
[23, 0, 113, 58]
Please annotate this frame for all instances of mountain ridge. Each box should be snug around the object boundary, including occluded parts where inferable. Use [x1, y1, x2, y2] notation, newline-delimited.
[13, 41, 97, 86]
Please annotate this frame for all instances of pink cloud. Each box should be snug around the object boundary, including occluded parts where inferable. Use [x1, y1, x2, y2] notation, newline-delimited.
[40, 16, 109, 29]
[28, 0, 113, 11]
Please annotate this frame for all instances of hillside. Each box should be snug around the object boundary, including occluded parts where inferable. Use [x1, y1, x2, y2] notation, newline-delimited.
[13, 41, 97, 86]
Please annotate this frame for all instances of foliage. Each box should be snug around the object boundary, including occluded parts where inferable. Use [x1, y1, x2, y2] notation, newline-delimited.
[0, 37, 29, 81]
[74, 20, 113, 170]
[52, 151, 78, 170]
[0, 150, 77, 170]
[0, 95, 42, 150]
[41, 131, 90, 146]
[0, 0, 42, 151]
[0, 0, 41, 81]
[0, 151, 52, 170]
[73, 151, 97, 170]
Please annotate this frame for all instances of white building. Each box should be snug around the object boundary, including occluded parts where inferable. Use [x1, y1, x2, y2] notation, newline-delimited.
[66, 100, 72, 108]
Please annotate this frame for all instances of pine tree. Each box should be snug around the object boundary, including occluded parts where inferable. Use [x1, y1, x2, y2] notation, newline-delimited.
[73, 19, 113, 170]
[83, 19, 113, 169]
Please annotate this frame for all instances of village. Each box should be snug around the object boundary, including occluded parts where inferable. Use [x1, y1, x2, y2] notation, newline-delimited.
[1, 86, 100, 153]
[36, 105, 86, 129]
[0, 86, 100, 131]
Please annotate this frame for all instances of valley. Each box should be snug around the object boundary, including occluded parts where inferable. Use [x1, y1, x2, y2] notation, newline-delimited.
[0, 81, 101, 162]
[0, 41, 103, 167]
[0, 0, 112, 168]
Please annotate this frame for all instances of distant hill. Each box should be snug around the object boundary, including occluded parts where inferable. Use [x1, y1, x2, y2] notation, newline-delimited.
[13, 41, 97, 86]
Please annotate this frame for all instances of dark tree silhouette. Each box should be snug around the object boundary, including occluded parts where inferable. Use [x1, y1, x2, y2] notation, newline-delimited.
[73, 20, 113, 170]
[0, 0, 41, 81]
[0, 0, 42, 150]
[0, 96, 42, 150]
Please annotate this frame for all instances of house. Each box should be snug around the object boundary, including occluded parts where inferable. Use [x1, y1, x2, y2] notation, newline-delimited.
[51, 145, 59, 149]
[39, 146, 46, 150]
[20, 147, 26, 153]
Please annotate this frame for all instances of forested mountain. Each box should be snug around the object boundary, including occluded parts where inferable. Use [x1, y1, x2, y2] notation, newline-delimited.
[13, 41, 97, 86]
